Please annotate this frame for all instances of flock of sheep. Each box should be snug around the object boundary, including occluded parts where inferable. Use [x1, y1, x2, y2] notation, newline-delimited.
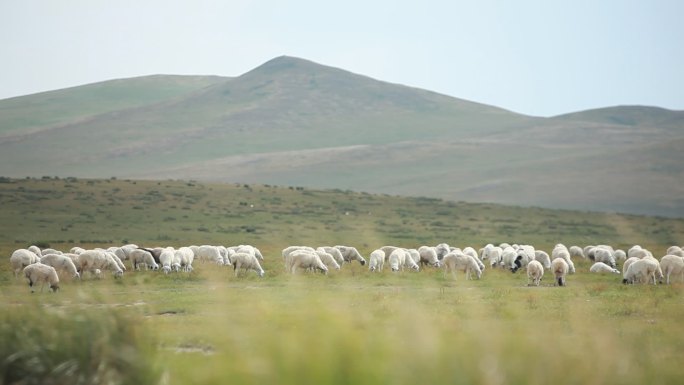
[7, 242, 684, 293]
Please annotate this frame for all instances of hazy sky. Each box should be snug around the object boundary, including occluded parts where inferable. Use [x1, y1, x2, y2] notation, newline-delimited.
[1, 0, 682, 116]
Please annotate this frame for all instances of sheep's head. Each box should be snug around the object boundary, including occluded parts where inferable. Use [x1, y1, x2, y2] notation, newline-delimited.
[391, 267, 399, 272]
[50, 283, 60, 292]
[369, 266, 376, 272]
[432, 261, 441, 268]
[411, 265, 420, 271]
[359, 259, 366, 266]
[258, 270, 265, 278]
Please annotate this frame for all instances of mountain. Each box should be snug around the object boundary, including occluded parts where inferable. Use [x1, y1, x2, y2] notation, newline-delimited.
[0, 56, 682, 217]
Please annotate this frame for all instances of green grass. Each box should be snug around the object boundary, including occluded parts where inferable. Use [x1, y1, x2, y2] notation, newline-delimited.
[1, 177, 684, 384]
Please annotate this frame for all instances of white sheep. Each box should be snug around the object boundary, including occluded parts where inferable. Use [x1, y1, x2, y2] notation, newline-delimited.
[10, 249, 40, 277]
[175, 247, 195, 272]
[533, 250, 552, 269]
[434, 243, 451, 260]
[589, 262, 620, 274]
[231, 252, 265, 277]
[593, 247, 617, 268]
[407, 249, 421, 265]
[334, 245, 366, 265]
[659, 255, 684, 284]
[41, 248, 63, 255]
[319, 246, 345, 265]
[315, 248, 341, 270]
[368, 249, 386, 272]
[665, 246, 684, 258]
[418, 246, 440, 267]
[481, 245, 503, 269]
[282, 246, 315, 268]
[569, 245, 585, 259]
[23, 263, 60, 292]
[442, 251, 482, 280]
[614, 249, 627, 262]
[623, 257, 660, 285]
[103, 250, 127, 272]
[70, 246, 86, 254]
[551, 258, 569, 286]
[27, 245, 42, 257]
[40, 254, 80, 280]
[287, 250, 328, 274]
[129, 249, 159, 270]
[551, 246, 575, 274]
[622, 257, 639, 277]
[234, 245, 264, 261]
[77, 250, 123, 278]
[195, 245, 225, 265]
[463, 247, 485, 271]
[159, 247, 176, 274]
[387, 249, 406, 272]
[500, 246, 517, 271]
[526, 260, 544, 286]
[402, 249, 420, 271]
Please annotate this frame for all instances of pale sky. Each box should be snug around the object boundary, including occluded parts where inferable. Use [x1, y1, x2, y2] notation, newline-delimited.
[1, 0, 682, 117]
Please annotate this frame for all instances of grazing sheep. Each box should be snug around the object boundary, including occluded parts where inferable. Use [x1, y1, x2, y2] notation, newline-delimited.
[510, 246, 533, 273]
[315, 248, 341, 270]
[70, 246, 86, 254]
[614, 249, 627, 262]
[501, 247, 518, 270]
[320, 246, 345, 265]
[77, 250, 123, 278]
[231, 252, 265, 277]
[40, 254, 80, 280]
[10, 249, 40, 277]
[666, 246, 684, 258]
[176, 247, 195, 272]
[551, 246, 575, 274]
[593, 247, 617, 268]
[282, 246, 315, 268]
[482, 245, 503, 269]
[442, 251, 482, 280]
[368, 249, 386, 272]
[589, 262, 620, 274]
[402, 249, 420, 271]
[159, 247, 176, 274]
[23, 263, 59, 293]
[129, 249, 159, 270]
[27, 245, 43, 257]
[335, 245, 366, 265]
[533, 250, 552, 269]
[380, 245, 400, 258]
[104, 251, 126, 272]
[551, 258, 569, 286]
[627, 245, 653, 259]
[463, 247, 485, 271]
[569, 246, 585, 259]
[41, 248, 63, 255]
[659, 255, 684, 284]
[434, 243, 451, 260]
[623, 258, 660, 285]
[287, 250, 328, 274]
[526, 260, 544, 286]
[407, 249, 421, 266]
[195, 245, 225, 265]
[418, 246, 440, 267]
[622, 257, 639, 277]
[234, 245, 264, 261]
[387, 249, 407, 272]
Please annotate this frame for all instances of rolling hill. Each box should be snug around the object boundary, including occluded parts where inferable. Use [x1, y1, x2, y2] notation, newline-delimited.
[0, 56, 682, 217]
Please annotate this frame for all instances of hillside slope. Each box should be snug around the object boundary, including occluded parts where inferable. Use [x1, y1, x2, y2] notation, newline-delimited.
[0, 56, 682, 216]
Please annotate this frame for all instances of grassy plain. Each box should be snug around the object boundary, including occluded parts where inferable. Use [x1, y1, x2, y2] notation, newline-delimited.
[1, 177, 683, 384]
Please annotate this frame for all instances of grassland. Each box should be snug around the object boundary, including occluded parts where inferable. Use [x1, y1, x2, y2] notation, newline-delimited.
[1, 177, 684, 384]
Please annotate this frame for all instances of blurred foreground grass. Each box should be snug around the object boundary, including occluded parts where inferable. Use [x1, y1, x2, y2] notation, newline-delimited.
[2, 261, 683, 385]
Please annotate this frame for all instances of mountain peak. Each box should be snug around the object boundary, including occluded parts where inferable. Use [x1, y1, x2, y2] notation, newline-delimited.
[243, 55, 326, 77]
